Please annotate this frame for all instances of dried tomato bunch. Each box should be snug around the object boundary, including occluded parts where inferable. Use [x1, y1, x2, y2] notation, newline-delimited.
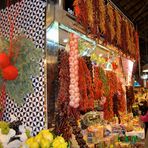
[69, 115, 89, 148]
[55, 50, 71, 141]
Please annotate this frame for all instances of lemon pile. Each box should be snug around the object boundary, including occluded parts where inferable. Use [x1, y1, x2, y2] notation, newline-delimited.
[22, 129, 68, 148]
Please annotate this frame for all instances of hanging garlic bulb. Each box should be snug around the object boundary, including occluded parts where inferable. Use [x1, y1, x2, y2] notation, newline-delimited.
[69, 33, 80, 108]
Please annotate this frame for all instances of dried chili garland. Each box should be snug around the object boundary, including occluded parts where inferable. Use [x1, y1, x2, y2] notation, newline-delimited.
[129, 24, 135, 58]
[125, 21, 131, 56]
[95, 0, 101, 39]
[78, 57, 88, 112]
[93, 66, 103, 100]
[86, 0, 94, 33]
[105, 71, 126, 120]
[121, 19, 127, 54]
[73, 0, 139, 60]
[78, 57, 94, 112]
[115, 10, 122, 48]
[117, 79, 126, 113]
[98, 67, 109, 97]
[107, 4, 115, 44]
[55, 50, 71, 141]
[98, 0, 106, 35]
[135, 31, 140, 61]
[74, 0, 88, 31]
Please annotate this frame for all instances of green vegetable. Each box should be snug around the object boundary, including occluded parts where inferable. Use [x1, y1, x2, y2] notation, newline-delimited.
[0, 121, 10, 135]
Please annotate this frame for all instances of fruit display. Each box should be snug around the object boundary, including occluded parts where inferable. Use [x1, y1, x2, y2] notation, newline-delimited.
[22, 129, 68, 148]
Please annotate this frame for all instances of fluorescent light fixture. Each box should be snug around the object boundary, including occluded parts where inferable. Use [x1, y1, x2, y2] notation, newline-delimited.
[142, 64, 148, 73]
[47, 22, 59, 43]
[59, 24, 96, 45]
[143, 69, 148, 73]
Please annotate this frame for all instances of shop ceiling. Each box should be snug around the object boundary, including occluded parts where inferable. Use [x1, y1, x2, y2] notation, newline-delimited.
[1, 0, 148, 65]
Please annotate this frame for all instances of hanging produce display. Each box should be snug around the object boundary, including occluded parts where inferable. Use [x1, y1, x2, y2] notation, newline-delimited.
[93, 66, 103, 100]
[78, 57, 94, 112]
[73, 0, 139, 60]
[73, 0, 88, 30]
[105, 71, 126, 120]
[121, 19, 127, 54]
[86, 0, 94, 33]
[98, 67, 109, 98]
[115, 9, 122, 49]
[55, 50, 71, 141]
[69, 33, 80, 108]
[126, 86, 135, 113]
[98, 0, 106, 35]
[107, 4, 115, 44]
[135, 31, 140, 61]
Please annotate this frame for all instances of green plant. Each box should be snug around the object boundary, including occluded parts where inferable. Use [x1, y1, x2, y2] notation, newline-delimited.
[0, 34, 43, 104]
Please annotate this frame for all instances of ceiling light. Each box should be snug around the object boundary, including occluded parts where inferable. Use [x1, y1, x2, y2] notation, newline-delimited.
[142, 64, 148, 73]
[142, 69, 148, 73]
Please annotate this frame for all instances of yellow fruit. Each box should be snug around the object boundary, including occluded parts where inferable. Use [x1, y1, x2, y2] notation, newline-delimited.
[60, 142, 68, 148]
[40, 138, 50, 148]
[41, 131, 53, 142]
[26, 137, 35, 145]
[56, 136, 65, 143]
[34, 134, 43, 143]
[30, 141, 40, 148]
[52, 140, 61, 148]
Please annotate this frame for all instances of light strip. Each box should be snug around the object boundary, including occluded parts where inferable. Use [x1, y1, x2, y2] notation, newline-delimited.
[59, 24, 96, 45]
[59, 23, 113, 53]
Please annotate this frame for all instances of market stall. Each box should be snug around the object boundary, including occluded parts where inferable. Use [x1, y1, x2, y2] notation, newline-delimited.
[0, 0, 144, 148]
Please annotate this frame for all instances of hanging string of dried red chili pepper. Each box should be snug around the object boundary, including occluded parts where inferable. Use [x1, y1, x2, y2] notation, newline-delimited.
[134, 31, 140, 61]
[121, 18, 127, 55]
[78, 57, 94, 112]
[55, 50, 72, 141]
[104, 3, 111, 44]
[74, 0, 89, 32]
[93, 66, 103, 100]
[95, 0, 101, 40]
[98, 0, 106, 36]
[107, 4, 115, 45]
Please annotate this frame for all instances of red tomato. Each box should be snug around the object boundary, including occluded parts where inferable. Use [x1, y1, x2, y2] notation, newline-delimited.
[2, 65, 18, 80]
[0, 53, 10, 69]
